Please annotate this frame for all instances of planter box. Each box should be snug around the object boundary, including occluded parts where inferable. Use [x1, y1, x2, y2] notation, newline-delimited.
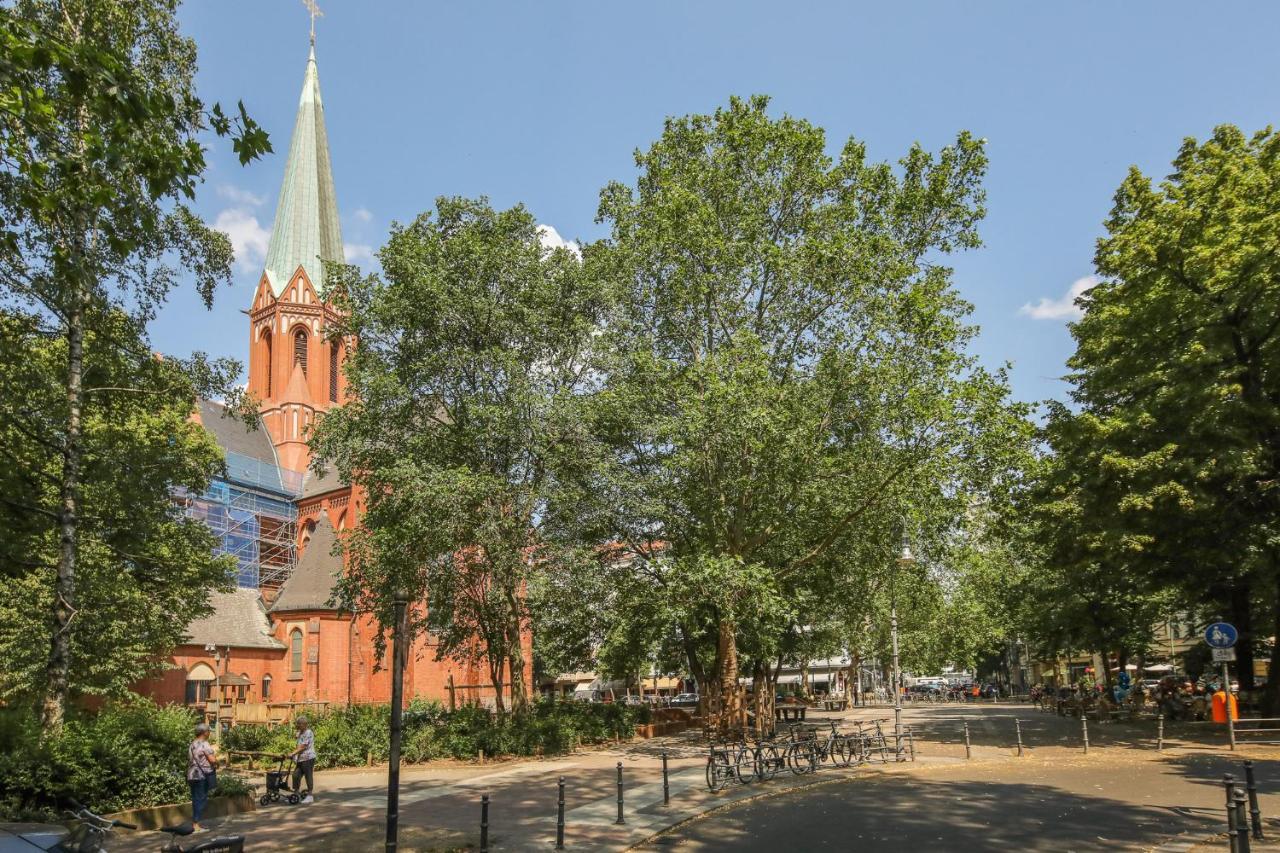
[107, 793, 257, 831]
[634, 723, 657, 738]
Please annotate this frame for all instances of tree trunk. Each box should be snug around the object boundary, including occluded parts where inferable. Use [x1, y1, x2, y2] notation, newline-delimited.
[1230, 582, 1257, 691]
[487, 652, 506, 716]
[707, 619, 745, 734]
[751, 659, 776, 737]
[848, 652, 860, 706]
[505, 611, 528, 712]
[42, 288, 85, 733]
[1265, 572, 1280, 715]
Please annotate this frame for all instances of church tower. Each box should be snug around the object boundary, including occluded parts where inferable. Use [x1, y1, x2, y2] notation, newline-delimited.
[247, 40, 347, 474]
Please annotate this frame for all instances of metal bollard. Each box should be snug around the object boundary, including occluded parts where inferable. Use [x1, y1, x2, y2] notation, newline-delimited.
[1245, 760, 1264, 840]
[1225, 774, 1238, 853]
[1157, 714, 1164, 752]
[615, 761, 625, 825]
[907, 725, 915, 761]
[480, 794, 489, 853]
[1081, 718, 1089, 754]
[662, 750, 670, 805]
[556, 776, 565, 850]
[963, 721, 971, 759]
[1015, 719, 1024, 757]
[1235, 789, 1252, 853]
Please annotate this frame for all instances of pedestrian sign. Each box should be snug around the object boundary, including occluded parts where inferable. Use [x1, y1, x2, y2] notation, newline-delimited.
[1205, 622, 1238, 649]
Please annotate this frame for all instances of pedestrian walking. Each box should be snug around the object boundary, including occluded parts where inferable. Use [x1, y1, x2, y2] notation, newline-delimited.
[291, 716, 317, 804]
[187, 722, 217, 832]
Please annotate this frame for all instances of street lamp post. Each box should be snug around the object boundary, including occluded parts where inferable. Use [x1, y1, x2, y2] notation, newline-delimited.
[386, 588, 410, 853]
[893, 542, 914, 754]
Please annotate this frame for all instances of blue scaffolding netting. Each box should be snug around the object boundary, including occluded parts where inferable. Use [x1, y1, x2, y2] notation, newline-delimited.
[183, 450, 300, 588]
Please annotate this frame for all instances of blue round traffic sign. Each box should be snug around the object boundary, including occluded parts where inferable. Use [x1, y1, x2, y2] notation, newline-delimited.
[1205, 622, 1238, 649]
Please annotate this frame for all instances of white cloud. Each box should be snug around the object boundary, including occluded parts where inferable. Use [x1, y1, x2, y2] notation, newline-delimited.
[536, 224, 582, 260]
[216, 184, 265, 207]
[1019, 275, 1098, 321]
[353, 206, 373, 223]
[344, 242, 374, 264]
[214, 207, 270, 273]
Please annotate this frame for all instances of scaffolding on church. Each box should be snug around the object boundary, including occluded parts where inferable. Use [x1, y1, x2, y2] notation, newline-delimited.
[181, 451, 301, 589]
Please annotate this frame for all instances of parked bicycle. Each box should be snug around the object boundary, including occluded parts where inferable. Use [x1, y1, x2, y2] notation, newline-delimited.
[0, 799, 246, 852]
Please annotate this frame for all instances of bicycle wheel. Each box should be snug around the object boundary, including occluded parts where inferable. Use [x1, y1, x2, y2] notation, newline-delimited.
[754, 743, 781, 781]
[706, 753, 729, 792]
[732, 746, 753, 784]
[830, 736, 851, 766]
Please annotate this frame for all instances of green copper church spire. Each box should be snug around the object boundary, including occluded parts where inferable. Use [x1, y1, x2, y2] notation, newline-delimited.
[262, 33, 343, 297]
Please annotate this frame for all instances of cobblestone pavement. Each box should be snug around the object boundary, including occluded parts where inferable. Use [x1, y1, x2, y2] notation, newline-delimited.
[105, 702, 1280, 851]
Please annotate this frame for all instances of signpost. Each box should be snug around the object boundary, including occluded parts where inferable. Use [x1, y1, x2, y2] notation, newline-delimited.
[1205, 623, 1239, 649]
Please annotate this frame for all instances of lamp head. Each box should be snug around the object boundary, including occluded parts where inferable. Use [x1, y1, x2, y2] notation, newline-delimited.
[898, 544, 914, 565]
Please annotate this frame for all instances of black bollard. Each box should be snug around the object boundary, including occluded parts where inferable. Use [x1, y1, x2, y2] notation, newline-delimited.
[556, 776, 565, 850]
[662, 750, 670, 805]
[963, 721, 971, 759]
[480, 794, 489, 853]
[615, 762, 625, 825]
[1081, 718, 1089, 754]
[1015, 719, 1024, 757]
[1235, 789, 1252, 853]
[1245, 760, 1264, 840]
[1225, 774, 1238, 853]
[1157, 714, 1164, 752]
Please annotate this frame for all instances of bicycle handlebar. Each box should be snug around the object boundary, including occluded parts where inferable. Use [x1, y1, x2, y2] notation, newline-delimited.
[112, 820, 138, 830]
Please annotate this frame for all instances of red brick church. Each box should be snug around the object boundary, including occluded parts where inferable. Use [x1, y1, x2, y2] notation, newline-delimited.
[139, 38, 522, 719]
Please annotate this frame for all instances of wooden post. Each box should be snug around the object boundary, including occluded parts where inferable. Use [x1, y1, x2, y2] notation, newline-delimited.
[448, 673, 456, 712]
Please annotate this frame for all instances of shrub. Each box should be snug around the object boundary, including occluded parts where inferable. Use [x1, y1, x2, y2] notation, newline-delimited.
[0, 701, 195, 821]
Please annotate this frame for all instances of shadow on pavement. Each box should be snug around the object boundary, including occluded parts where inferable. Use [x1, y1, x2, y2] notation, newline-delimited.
[643, 774, 1220, 851]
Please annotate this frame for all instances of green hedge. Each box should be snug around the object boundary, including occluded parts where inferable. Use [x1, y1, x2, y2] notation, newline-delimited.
[0, 698, 651, 819]
[0, 702, 250, 821]
[224, 698, 651, 769]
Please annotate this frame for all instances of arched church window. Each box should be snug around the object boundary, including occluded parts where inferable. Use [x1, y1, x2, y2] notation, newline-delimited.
[293, 328, 308, 375]
[263, 330, 273, 396]
[262, 673, 272, 700]
[290, 628, 304, 674]
[329, 341, 341, 402]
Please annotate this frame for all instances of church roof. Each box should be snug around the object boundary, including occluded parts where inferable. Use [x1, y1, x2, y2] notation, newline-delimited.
[300, 461, 341, 498]
[270, 514, 343, 612]
[196, 400, 277, 465]
[262, 44, 344, 297]
[184, 588, 284, 649]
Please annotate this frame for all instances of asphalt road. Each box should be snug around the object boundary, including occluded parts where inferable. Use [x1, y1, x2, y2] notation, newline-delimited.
[641, 749, 1280, 851]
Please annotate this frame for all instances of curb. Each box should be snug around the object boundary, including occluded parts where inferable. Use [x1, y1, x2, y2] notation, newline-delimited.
[106, 792, 257, 831]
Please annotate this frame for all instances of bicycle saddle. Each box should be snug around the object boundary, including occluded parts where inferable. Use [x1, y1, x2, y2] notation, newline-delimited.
[159, 823, 195, 836]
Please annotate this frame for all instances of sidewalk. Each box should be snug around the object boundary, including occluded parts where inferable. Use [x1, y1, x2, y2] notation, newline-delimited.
[110, 731, 917, 852]
[109, 702, 1279, 851]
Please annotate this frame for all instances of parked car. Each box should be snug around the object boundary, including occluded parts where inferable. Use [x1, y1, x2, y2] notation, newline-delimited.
[671, 692, 699, 708]
[622, 694, 645, 706]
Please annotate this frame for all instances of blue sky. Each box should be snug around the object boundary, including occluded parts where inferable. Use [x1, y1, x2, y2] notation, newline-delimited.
[155, 1, 1280, 404]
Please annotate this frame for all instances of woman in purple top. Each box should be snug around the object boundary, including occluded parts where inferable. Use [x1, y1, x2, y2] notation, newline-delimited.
[187, 722, 217, 832]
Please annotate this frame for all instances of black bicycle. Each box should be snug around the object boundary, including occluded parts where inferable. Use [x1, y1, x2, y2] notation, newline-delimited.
[9, 799, 248, 852]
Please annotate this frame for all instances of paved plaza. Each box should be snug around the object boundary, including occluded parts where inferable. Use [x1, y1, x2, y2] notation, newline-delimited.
[100, 702, 1280, 851]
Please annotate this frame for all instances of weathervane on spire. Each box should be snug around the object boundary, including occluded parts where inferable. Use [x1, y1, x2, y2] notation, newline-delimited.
[302, 0, 323, 46]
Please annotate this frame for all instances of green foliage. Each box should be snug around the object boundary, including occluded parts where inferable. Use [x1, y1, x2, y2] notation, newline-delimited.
[0, 314, 238, 702]
[0, 702, 197, 820]
[226, 699, 649, 770]
[1018, 125, 1280, 693]
[0, 0, 270, 727]
[567, 94, 1031, 699]
[314, 197, 607, 711]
